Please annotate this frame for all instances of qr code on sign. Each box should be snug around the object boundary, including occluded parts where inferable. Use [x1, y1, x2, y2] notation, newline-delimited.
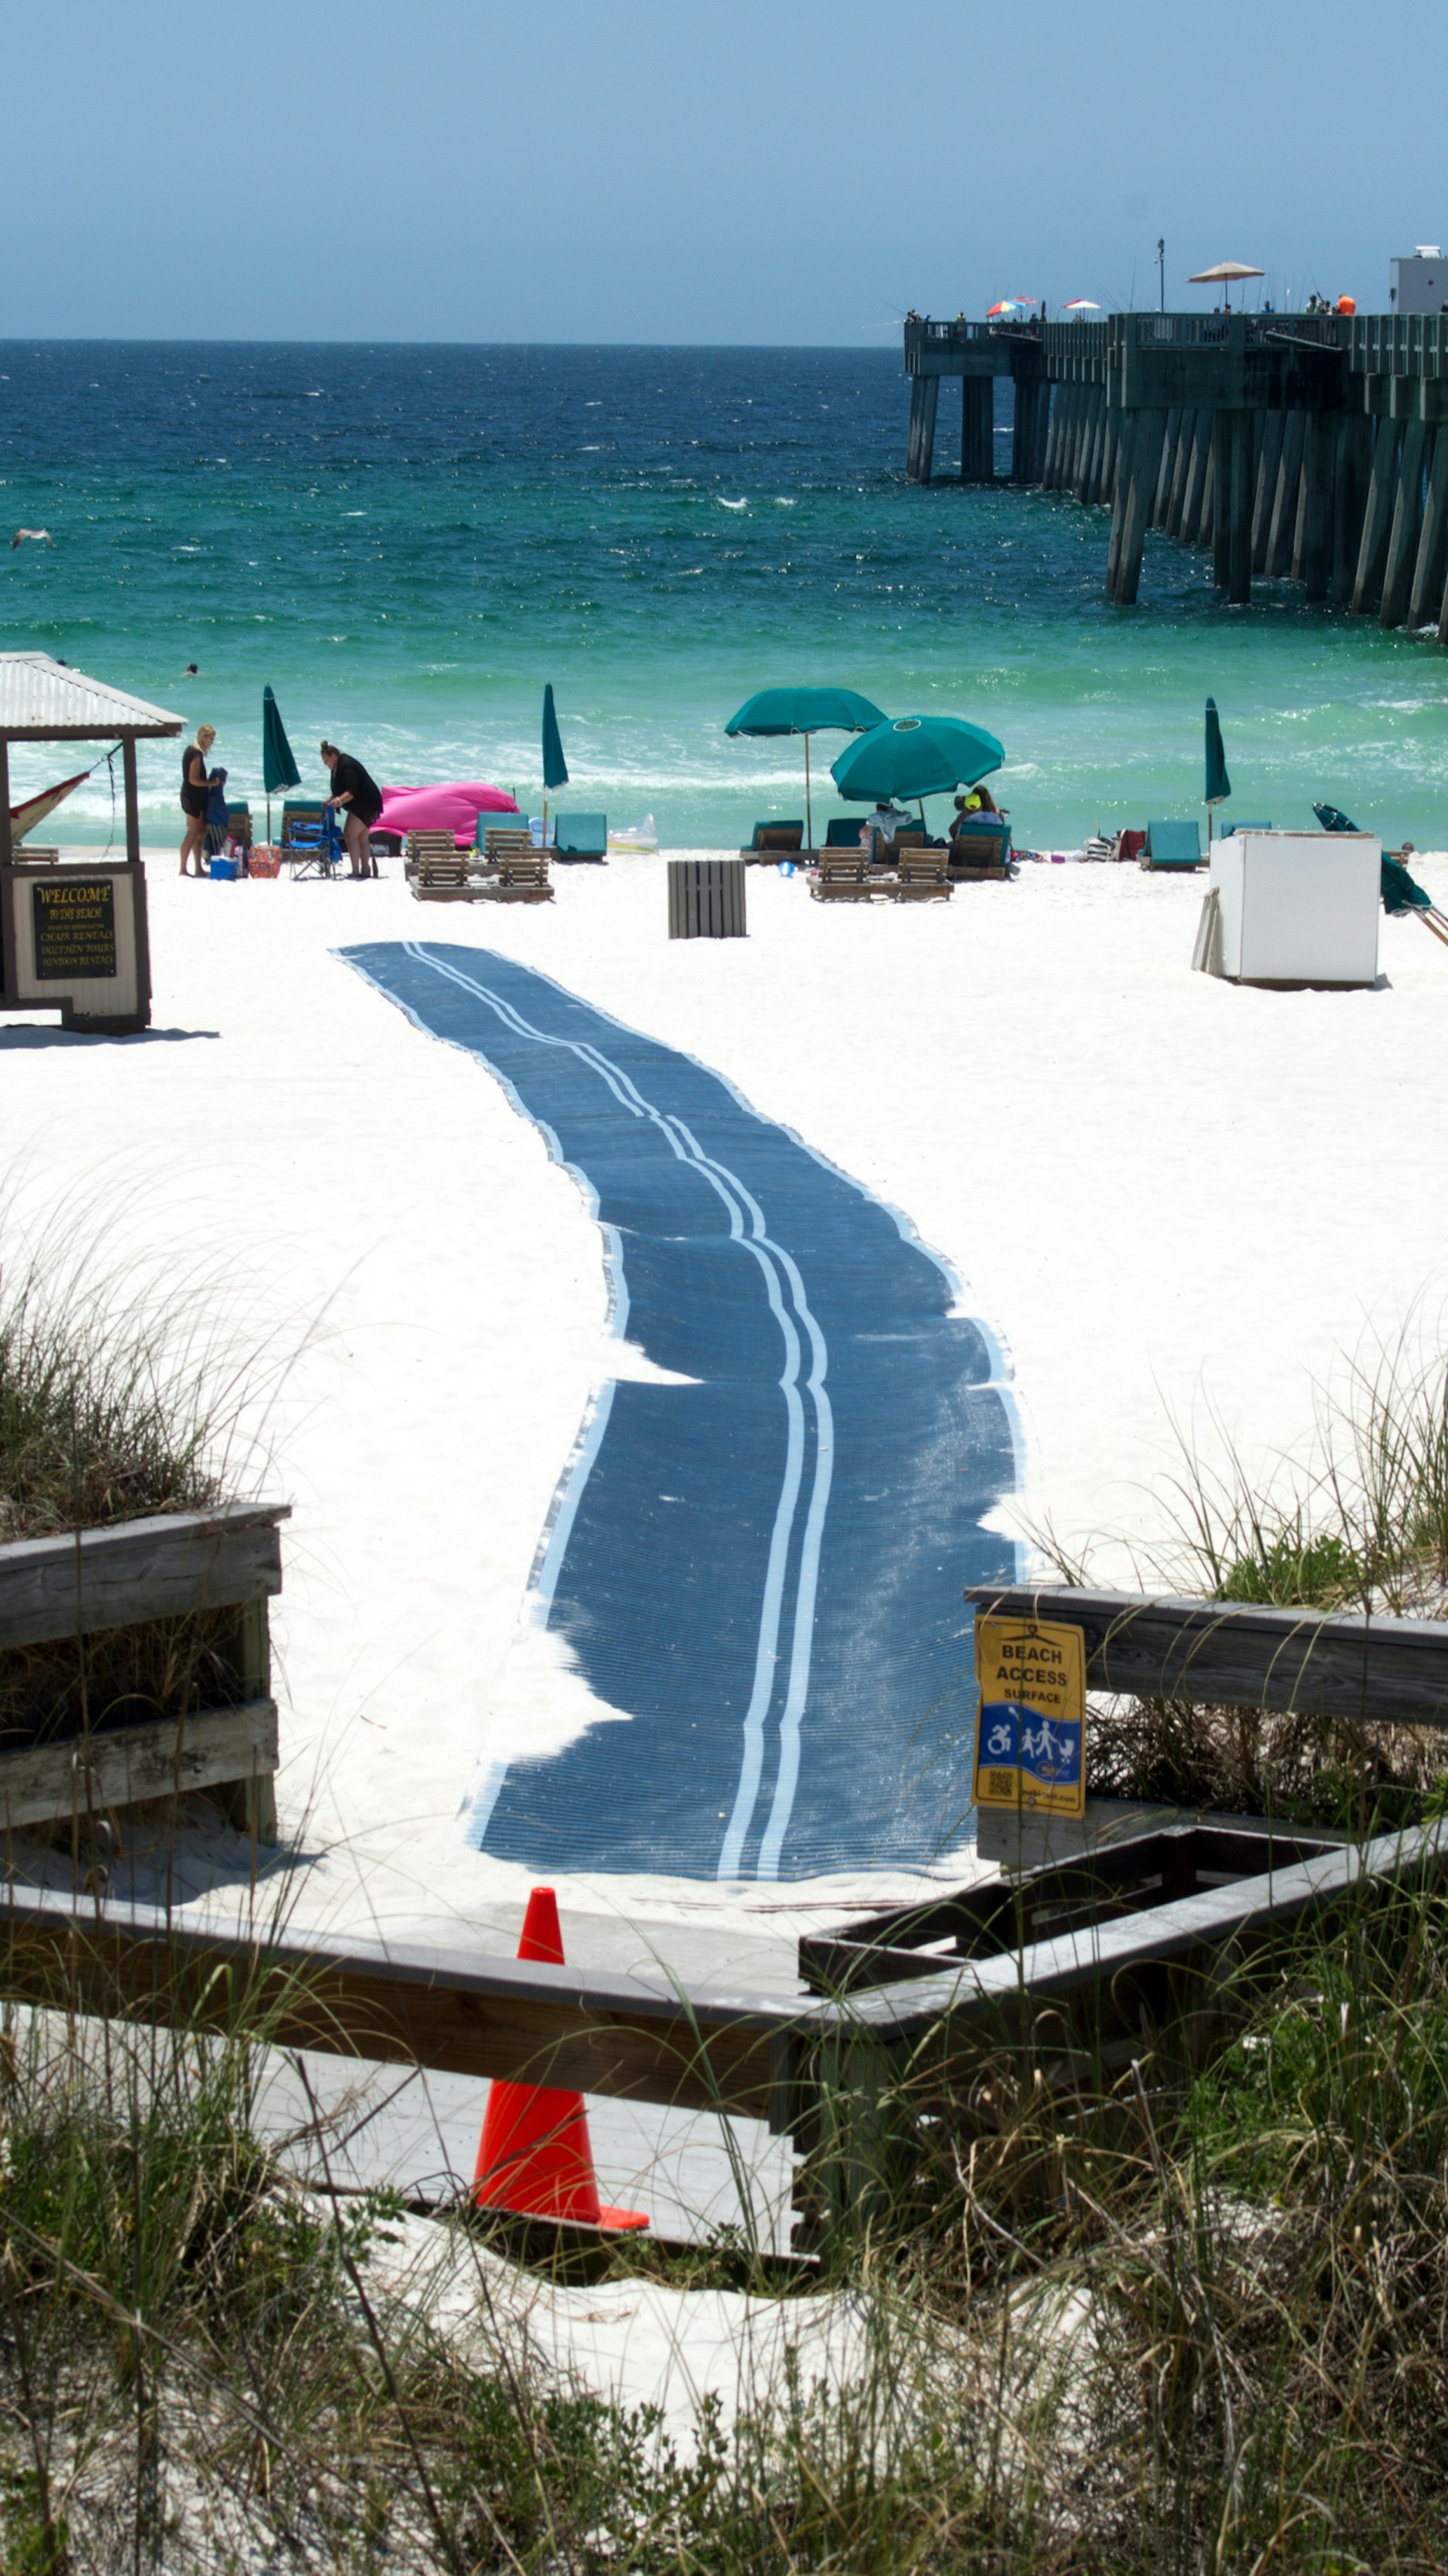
[988, 1772, 1015, 1796]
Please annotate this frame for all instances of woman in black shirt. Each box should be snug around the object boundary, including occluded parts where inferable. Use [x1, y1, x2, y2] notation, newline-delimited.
[320, 740, 382, 878]
[179, 724, 216, 876]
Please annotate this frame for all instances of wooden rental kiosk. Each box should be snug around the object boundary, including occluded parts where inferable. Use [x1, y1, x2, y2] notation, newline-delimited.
[0, 652, 183, 1035]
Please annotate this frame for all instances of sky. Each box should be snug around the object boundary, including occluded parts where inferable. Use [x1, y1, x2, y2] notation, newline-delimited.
[4, 0, 1446, 342]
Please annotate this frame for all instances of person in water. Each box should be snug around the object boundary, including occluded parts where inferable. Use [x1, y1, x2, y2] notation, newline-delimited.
[320, 740, 382, 877]
[179, 724, 215, 876]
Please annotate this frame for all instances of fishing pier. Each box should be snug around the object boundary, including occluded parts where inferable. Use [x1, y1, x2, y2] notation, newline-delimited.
[903, 311, 1448, 639]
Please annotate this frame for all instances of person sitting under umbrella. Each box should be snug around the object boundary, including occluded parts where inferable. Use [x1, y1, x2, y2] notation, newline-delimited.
[950, 784, 1001, 830]
[860, 799, 915, 856]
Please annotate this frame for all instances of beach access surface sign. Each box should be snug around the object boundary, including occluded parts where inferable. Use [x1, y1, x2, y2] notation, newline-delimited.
[973, 1617, 1088, 1817]
[32, 878, 116, 983]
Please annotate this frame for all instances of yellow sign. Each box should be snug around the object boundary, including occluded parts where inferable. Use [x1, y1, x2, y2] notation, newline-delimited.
[973, 1616, 1088, 1816]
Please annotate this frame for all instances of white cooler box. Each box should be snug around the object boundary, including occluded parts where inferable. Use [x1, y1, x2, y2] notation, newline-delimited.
[1203, 831, 1380, 988]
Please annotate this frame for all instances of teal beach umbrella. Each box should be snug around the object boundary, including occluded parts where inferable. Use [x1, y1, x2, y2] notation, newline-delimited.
[1204, 698, 1231, 841]
[831, 714, 1004, 806]
[541, 684, 568, 841]
[261, 685, 300, 845]
[725, 685, 885, 850]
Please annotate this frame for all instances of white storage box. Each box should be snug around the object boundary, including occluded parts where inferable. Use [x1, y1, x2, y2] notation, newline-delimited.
[1205, 831, 1380, 987]
[1195, 829, 1370, 989]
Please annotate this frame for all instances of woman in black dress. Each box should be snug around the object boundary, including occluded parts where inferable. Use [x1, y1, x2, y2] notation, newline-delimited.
[320, 740, 382, 878]
[179, 724, 215, 876]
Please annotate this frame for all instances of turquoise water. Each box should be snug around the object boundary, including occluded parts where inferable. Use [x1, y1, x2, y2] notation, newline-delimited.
[3, 340, 1447, 849]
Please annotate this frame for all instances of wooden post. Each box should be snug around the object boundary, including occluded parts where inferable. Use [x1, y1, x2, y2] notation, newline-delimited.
[907, 376, 938, 484]
[1105, 413, 1137, 594]
[1333, 413, 1370, 600]
[1379, 416, 1428, 628]
[1300, 410, 1335, 603]
[960, 376, 993, 482]
[1111, 410, 1167, 606]
[1176, 411, 1208, 544]
[1226, 412, 1253, 603]
[1042, 389, 1061, 487]
[1151, 407, 1181, 527]
[1266, 410, 1305, 576]
[1099, 404, 1121, 507]
[1352, 415, 1401, 615]
[0, 739, 11, 867]
[1078, 389, 1102, 500]
[1211, 413, 1234, 588]
[1075, 387, 1097, 496]
[1251, 410, 1286, 571]
[1197, 435, 1217, 551]
[1410, 424, 1448, 628]
[1164, 409, 1192, 536]
[121, 736, 141, 865]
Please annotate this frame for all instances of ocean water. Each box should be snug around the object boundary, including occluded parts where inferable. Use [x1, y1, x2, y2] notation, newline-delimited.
[2, 339, 1446, 850]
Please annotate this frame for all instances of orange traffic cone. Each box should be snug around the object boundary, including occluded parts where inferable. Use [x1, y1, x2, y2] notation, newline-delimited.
[471, 1887, 649, 2232]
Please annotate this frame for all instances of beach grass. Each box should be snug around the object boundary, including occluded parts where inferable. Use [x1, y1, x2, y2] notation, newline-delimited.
[5, 1856, 1448, 2569]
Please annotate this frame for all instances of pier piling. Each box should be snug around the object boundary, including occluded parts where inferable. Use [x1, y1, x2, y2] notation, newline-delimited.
[903, 308, 1448, 640]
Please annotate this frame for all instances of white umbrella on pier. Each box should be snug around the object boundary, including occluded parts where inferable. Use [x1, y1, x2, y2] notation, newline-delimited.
[1187, 260, 1265, 312]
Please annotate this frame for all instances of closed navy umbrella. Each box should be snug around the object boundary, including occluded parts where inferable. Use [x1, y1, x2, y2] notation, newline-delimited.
[1204, 697, 1231, 846]
[541, 684, 569, 844]
[261, 685, 300, 845]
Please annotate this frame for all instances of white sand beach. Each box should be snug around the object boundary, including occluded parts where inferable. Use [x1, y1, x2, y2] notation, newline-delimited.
[5, 852, 1445, 1975]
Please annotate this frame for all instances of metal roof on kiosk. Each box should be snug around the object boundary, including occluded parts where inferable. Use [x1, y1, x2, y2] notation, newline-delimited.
[0, 652, 184, 741]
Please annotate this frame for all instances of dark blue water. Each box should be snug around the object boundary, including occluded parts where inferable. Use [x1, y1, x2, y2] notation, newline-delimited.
[2, 340, 1445, 849]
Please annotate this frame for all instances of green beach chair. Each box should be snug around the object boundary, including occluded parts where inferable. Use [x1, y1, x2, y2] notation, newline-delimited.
[743, 820, 804, 858]
[824, 816, 866, 847]
[1144, 819, 1202, 870]
[553, 812, 608, 862]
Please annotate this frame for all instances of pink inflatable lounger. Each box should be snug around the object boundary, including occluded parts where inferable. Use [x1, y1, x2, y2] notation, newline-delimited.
[376, 781, 520, 846]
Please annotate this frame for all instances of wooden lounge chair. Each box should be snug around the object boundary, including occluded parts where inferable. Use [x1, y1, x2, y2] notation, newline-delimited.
[404, 828, 471, 879]
[553, 811, 608, 862]
[811, 852, 873, 902]
[482, 825, 535, 868]
[410, 854, 480, 901]
[948, 818, 1013, 879]
[741, 820, 805, 861]
[478, 851, 554, 903]
[894, 850, 953, 901]
[1143, 819, 1203, 870]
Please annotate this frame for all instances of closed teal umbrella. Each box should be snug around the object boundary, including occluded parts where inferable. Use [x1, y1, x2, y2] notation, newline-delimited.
[831, 714, 1004, 806]
[1204, 698, 1231, 845]
[261, 685, 300, 845]
[541, 684, 569, 843]
[725, 685, 885, 850]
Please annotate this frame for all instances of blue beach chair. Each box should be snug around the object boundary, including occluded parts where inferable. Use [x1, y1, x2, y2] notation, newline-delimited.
[1143, 819, 1202, 870]
[554, 812, 609, 862]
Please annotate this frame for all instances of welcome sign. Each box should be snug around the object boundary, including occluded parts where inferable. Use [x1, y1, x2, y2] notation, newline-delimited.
[32, 877, 118, 983]
[973, 1616, 1088, 1818]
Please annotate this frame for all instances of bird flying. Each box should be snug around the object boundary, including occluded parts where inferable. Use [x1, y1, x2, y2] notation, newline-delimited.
[11, 529, 54, 548]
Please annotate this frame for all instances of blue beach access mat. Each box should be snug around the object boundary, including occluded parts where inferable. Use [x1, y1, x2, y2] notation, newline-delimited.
[344, 943, 1018, 1881]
